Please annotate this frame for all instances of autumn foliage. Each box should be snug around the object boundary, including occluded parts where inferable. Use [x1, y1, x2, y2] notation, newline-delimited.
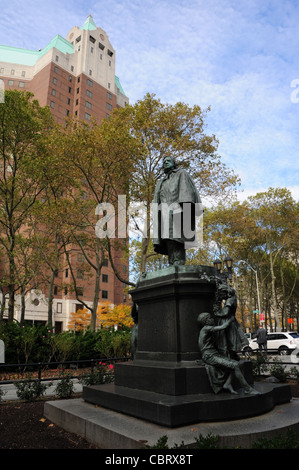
[68, 302, 133, 331]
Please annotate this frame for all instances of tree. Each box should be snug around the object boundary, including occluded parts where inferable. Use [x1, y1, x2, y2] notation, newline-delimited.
[200, 188, 299, 331]
[49, 117, 138, 331]
[106, 93, 240, 272]
[0, 90, 54, 323]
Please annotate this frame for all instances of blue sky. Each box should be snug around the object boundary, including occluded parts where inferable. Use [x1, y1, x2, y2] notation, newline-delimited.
[1, 0, 299, 202]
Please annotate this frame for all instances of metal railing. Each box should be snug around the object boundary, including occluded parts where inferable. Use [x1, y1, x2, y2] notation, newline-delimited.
[0, 356, 131, 384]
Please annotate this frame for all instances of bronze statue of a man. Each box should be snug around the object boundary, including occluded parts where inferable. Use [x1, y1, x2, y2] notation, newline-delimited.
[152, 156, 202, 265]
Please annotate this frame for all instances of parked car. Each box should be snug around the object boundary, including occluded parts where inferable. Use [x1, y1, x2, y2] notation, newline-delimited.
[242, 332, 299, 355]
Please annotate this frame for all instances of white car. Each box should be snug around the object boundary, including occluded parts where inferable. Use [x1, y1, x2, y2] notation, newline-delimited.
[243, 332, 299, 355]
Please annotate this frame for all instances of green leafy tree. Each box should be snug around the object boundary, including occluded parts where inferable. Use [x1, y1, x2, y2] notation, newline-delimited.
[0, 90, 54, 323]
[107, 93, 240, 272]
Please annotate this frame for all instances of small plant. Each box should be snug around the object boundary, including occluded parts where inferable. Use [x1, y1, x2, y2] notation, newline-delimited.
[0, 387, 7, 402]
[194, 433, 219, 449]
[15, 375, 49, 402]
[250, 353, 269, 377]
[55, 372, 74, 398]
[78, 362, 114, 386]
[150, 435, 170, 449]
[289, 366, 299, 383]
[252, 429, 299, 449]
[269, 359, 289, 383]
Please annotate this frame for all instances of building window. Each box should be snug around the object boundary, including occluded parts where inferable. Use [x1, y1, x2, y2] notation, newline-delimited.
[69, 75, 72, 82]
[89, 69, 92, 76]
[89, 35, 96, 44]
[85, 101, 92, 109]
[87, 79, 93, 87]
[57, 302, 62, 313]
[103, 258, 109, 267]
[50, 101, 55, 108]
[107, 92, 112, 100]
[55, 55, 59, 62]
[54, 66, 59, 73]
[67, 97, 71, 105]
[109, 60, 111, 67]
[11, 69, 15, 75]
[107, 49, 113, 57]
[102, 274, 108, 283]
[54, 286, 58, 295]
[76, 98, 79, 105]
[78, 45, 81, 51]
[77, 287, 84, 296]
[18, 82, 25, 88]
[71, 65, 74, 72]
[108, 82, 111, 89]
[8, 80, 14, 85]
[64, 287, 68, 295]
[91, 47, 94, 53]
[21, 71, 26, 77]
[77, 76, 80, 83]
[65, 269, 69, 278]
[85, 112, 91, 121]
[99, 43, 105, 50]
[53, 77, 57, 84]
[100, 53, 102, 60]
[0, 67, 4, 73]
[86, 89, 92, 98]
[106, 102, 112, 111]
[77, 269, 84, 279]
[102, 290, 108, 299]
[68, 86, 72, 93]
[75, 110, 78, 116]
[66, 109, 70, 116]
[51, 89, 56, 96]
[76, 35, 81, 43]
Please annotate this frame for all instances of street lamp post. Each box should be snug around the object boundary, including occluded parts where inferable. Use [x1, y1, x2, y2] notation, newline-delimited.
[239, 260, 261, 320]
[213, 257, 233, 283]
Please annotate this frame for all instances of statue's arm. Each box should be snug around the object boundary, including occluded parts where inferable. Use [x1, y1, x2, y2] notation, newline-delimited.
[212, 316, 234, 331]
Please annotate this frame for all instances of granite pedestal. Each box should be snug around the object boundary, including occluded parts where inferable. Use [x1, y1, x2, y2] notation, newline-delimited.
[83, 265, 291, 427]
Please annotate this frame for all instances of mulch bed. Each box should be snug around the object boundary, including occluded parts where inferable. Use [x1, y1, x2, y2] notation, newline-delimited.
[0, 395, 99, 449]
[0, 381, 299, 450]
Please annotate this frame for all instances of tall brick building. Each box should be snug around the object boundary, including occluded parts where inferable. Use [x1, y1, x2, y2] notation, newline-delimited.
[0, 16, 130, 330]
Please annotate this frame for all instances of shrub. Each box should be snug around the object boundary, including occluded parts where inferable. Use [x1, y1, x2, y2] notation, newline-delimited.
[0, 387, 6, 402]
[55, 372, 74, 398]
[14, 375, 49, 402]
[289, 366, 299, 383]
[269, 359, 289, 383]
[78, 362, 114, 386]
[250, 353, 269, 377]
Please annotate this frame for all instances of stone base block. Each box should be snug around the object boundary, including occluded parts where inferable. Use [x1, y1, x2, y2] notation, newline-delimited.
[83, 381, 291, 428]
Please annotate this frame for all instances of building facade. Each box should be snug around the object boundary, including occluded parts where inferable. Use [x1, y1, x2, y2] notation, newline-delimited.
[0, 16, 130, 331]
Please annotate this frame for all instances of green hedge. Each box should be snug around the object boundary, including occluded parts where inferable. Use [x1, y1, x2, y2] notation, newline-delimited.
[0, 322, 132, 365]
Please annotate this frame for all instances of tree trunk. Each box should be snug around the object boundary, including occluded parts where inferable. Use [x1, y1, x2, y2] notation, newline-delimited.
[20, 286, 26, 324]
[268, 243, 281, 331]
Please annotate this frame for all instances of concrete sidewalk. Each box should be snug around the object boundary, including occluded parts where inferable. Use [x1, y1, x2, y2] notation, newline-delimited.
[0, 379, 83, 402]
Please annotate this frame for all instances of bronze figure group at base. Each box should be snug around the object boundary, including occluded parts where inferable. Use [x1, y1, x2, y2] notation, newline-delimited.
[197, 281, 260, 396]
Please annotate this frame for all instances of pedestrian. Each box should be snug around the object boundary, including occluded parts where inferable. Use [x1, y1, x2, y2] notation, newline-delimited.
[256, 324, 267, 353]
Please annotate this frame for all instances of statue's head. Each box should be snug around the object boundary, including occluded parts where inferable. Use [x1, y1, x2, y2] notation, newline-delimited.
[163, 155, 177, 173]
[197, 312, 214, 327]
[218, 283, 235, 300]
